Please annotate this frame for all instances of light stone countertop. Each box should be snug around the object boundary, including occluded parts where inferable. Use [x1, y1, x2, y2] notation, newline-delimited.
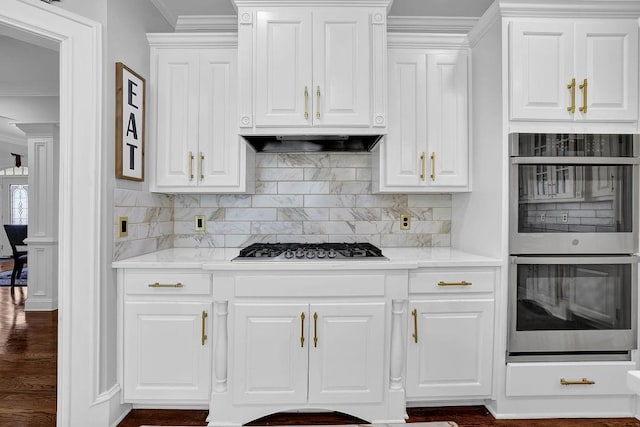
[112, 247, 502, 270]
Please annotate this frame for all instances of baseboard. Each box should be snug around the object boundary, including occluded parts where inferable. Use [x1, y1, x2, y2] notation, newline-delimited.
[92, 384, 131, 427]
[24, 298, 57, 311]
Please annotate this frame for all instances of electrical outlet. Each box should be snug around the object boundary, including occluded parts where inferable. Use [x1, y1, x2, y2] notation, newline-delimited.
[195, 215, 206, 231]
[538, 213, 546, 223]
[561, 213, 569, 223]
[118, 216, 128, 237]
[400, 213, 411, 230]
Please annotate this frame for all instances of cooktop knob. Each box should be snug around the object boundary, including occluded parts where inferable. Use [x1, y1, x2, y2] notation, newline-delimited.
[295, 249, 305, 258]
[305, 251, 315, 259]
[328, 249, 337, 258]
[284, 249, 294, 259]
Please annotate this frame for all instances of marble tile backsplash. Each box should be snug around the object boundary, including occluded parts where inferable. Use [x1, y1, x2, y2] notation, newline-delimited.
[173, 153, 452, 248]
[113, 189, 174, 260]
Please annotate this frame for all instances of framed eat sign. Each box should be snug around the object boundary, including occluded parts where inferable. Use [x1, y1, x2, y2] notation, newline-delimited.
[115, 62, 145, 181]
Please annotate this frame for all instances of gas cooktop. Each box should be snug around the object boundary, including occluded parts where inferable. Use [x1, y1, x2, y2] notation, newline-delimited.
[232, 242, 387, 261]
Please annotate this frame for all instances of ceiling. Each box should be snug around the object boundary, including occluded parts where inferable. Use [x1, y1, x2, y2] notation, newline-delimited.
[0, 33, 59, 169]
[151, 0, 495, 28]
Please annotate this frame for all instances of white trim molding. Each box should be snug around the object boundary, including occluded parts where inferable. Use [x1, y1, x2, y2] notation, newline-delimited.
[387, 16, 479, 33]
[388, 32, 470, 49]
[0, 0, 111, 426]
[147, 32, 238, 48]
[175, 15, 237, 32]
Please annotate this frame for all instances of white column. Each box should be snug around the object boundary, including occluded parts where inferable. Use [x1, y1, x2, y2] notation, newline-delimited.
[14, 122, 59, 311]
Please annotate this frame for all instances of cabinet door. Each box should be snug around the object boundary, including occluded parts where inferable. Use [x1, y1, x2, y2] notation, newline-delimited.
[308, 302, 385, 404]
[255, 10, 312, 127]
[382, 51, 427, 188]
[198, 49, 242, 188]
[427, 52, 469, 187]
[123, 302, 211, 401]
[155, 49, 200, 187]
[575, 21, 638, 122]
[510, 21, 574, 120]
[406, 299, 494, 398]
[312, 9, 371, 127]
[233, 303, 309, 405]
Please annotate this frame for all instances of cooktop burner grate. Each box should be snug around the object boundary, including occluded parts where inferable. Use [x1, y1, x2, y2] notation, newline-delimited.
[233, 242, 387, 261]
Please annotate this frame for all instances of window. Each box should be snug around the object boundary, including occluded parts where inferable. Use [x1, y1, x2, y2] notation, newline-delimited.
[10, 184, 28, 224]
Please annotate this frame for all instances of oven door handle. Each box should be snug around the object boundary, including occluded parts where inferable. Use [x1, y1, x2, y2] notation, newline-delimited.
[511, 255, 639, 265]
[511, 157, 640, 165]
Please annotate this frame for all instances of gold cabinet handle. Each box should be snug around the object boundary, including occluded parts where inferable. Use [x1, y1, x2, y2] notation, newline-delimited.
[579, 78, 588, 113]
[304, 86, 309, 120]
[313, 312, 318, 347]
[300, 312, 306, 347]
[148, 282, 184, 288]
[567, 78, 576, 113]
[411, 308, 418, 343]
[420, 152, 426, 181]
[199, 152, 204, 181]
[201, 311, 208, 346]
[188, 151, 194, 181]
[560, 378, 595, 386]
[316, 86, 321, 119]
[430, 152, 436, 181]
[438, 280, 472, 287]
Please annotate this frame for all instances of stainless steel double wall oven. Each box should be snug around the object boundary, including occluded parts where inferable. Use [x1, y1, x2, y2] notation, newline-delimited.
[508, 133, 639, 361]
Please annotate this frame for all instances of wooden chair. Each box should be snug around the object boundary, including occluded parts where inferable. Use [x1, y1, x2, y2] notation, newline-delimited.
[3, 224, 27, 294]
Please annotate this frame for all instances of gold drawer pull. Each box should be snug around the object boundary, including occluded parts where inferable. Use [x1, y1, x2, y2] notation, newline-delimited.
[420, 152, 426, 181]
[300, 312, 306, 348]
[579, 78, 588, 114]
[199, 152, 204, 181]
[438, 280, 472, 287]
[560, 378, 595, 386]
[148, 282, 184, 288]
[316, 86, 321, 119]
[567, 78, 576, 113]
[201, 311, 208, 346]
[313, 312, 318, 347]
[430, 152, 436, 181]
[188, 151, 194, 181]
[304, 86, 309, 120]
[411, 308, 418, 343]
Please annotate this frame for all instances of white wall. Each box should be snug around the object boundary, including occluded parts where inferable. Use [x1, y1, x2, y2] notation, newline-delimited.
[101, 0, 173, 393]
[451, 16, 505, 259]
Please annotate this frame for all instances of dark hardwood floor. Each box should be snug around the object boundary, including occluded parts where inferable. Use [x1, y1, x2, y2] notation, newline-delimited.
[1, 269, 639, 427]
[0, 286, 57, 426]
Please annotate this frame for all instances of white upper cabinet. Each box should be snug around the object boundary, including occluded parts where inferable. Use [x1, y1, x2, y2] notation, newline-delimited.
[510, 19, 638, 124]
[374, 35, 470, 193]
[148, 34, 255, 193]
[236, 1, 389, 134]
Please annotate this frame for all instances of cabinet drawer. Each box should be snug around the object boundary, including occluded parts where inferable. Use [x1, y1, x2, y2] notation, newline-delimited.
[409, 270, 494, 294]
[124, 271, 212, 296]
[506, 361, 636, 396]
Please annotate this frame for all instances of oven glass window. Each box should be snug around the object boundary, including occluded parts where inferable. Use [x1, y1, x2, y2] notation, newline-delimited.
[516, 263, 632, 331]
[517, 164, 633, 233]
[517, 133, 635, 157]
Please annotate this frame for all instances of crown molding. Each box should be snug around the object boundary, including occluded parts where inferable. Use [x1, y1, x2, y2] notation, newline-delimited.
[467, 1, 500, 47]
[388, 32, 469, 49]
[232, 0, 393, 12]
[497, 0, 640, 18]
[387, 16, 479, 34]
[147, 32, 238, 48]
[0, 89, 59, 97]
[150, 0, 178, 29]
[175, 15, 238, 32]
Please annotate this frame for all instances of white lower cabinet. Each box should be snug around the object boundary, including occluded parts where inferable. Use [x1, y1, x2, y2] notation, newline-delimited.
[232, 302, 385, 406]
[406, 268, 496, 399]
[119, 270, 213, 404]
